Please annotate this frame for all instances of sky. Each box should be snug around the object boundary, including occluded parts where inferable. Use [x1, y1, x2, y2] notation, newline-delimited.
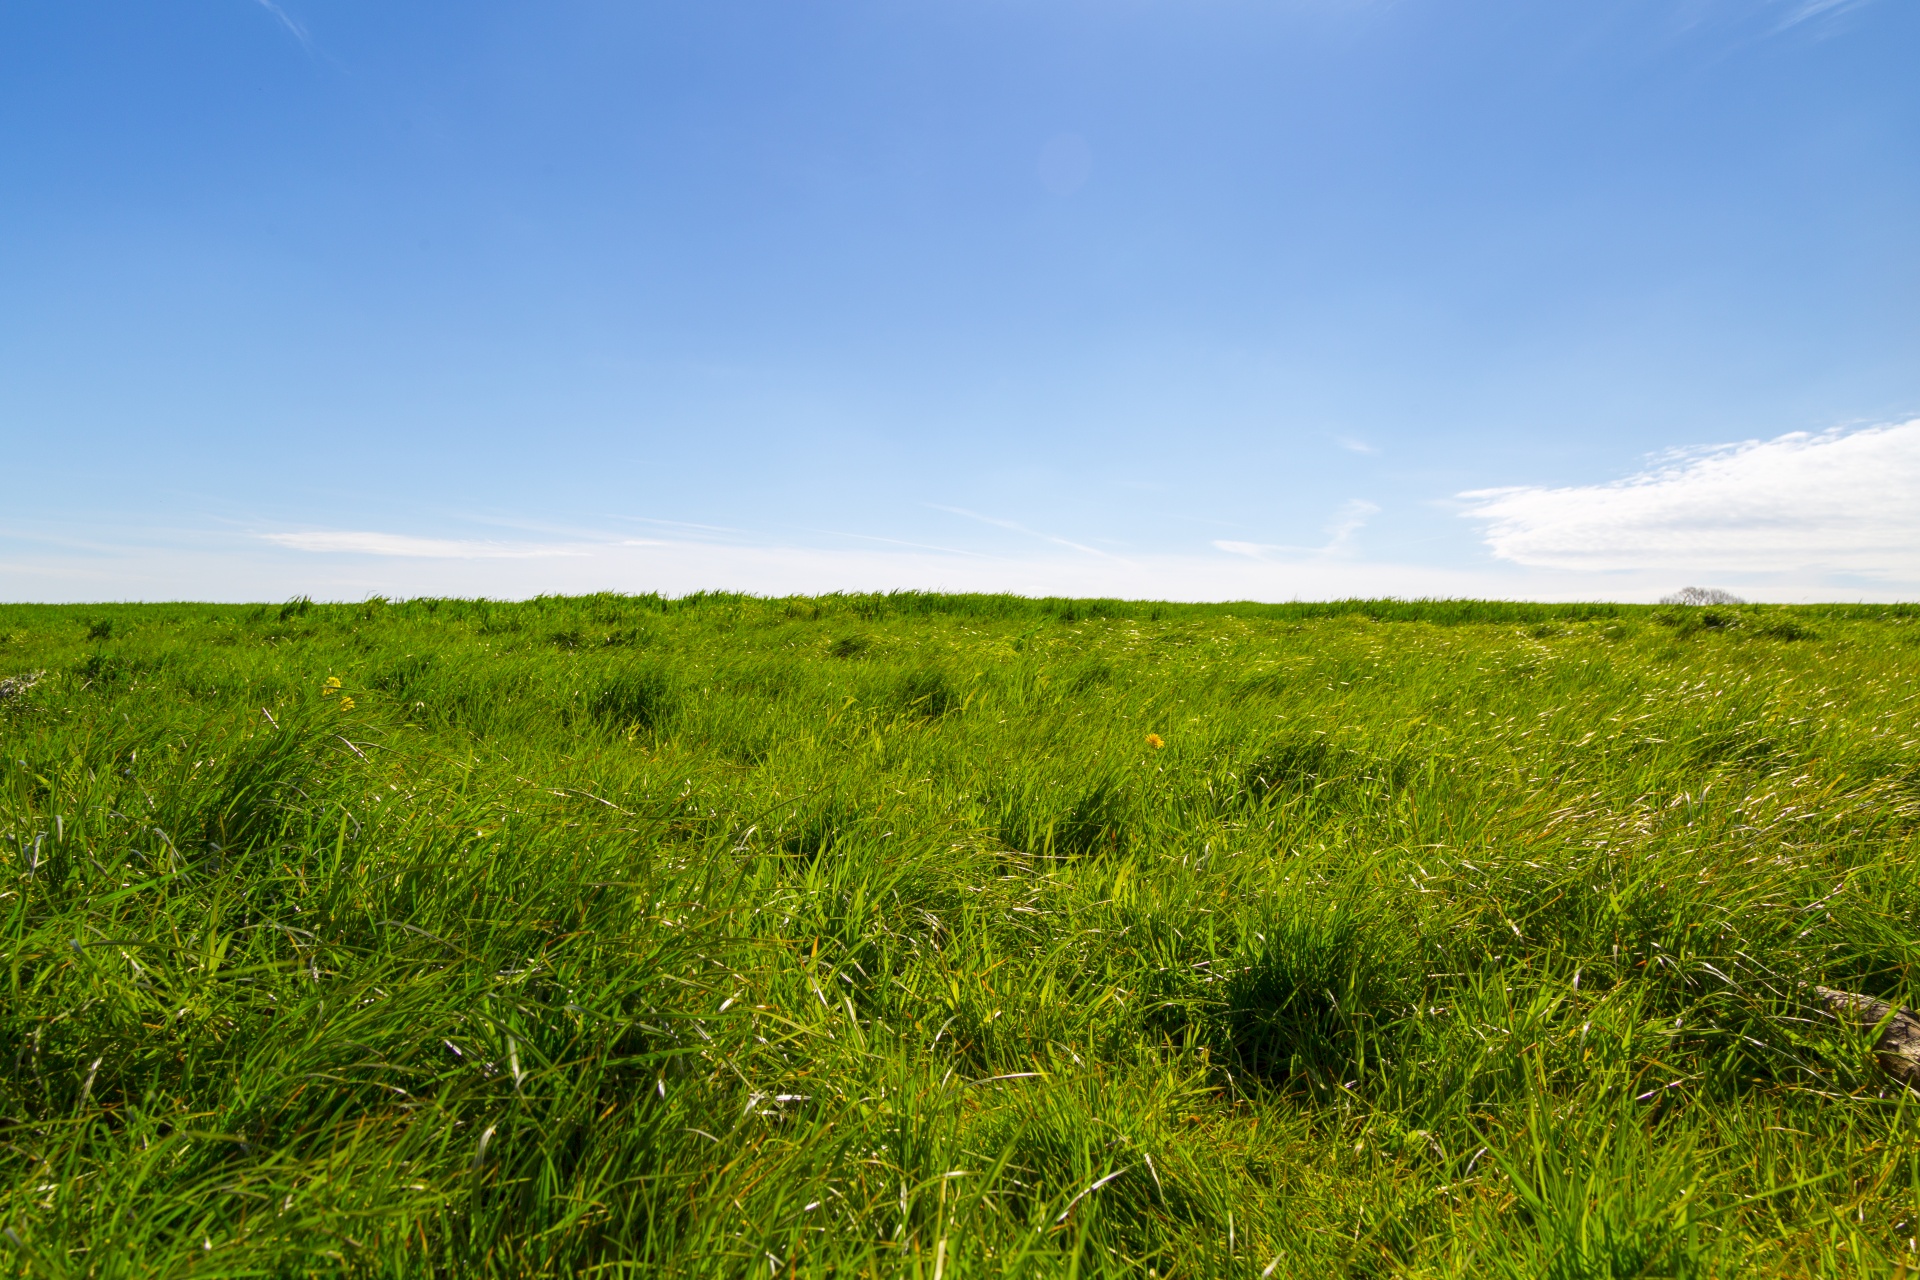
[1, 0, 1915, 603]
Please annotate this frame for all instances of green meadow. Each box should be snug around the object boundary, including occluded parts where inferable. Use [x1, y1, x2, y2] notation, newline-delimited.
[4, 593, 1920, 1278]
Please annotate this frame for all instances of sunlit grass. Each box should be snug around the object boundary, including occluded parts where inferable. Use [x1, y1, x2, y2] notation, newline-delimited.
[1, 593, 1918, 1276]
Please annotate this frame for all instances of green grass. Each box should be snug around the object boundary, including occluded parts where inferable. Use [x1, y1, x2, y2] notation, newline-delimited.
[3, 592, 1920, 1277]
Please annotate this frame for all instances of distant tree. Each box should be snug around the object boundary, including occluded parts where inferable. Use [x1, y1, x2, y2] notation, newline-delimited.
[1660, 586, 1745, 605]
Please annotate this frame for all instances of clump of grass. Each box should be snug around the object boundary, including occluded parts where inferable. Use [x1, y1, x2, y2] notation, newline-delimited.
[828, 634, 870, 659]
[0, 593, 1916, 1275]
[585, 662, 677, 732]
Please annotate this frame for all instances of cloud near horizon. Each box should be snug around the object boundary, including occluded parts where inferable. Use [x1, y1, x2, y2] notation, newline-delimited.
[261, 531, 595, 559]
[1214, 499, 1379, 561]
[2, 516, 1907, 604]
[1460, 421, 1920, 578]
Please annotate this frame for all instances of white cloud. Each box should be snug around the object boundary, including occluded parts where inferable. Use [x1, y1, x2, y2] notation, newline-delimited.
[1460, 420, 1920, 577]
[928, 505, 1121, 560]
[254, 0, 312, 47]
[3, 521, 1908, 602]
[1323, 498, 1378, 553]
[1213, 498, 1378, 560]
[1774, 0, 1878, 31]
[8, 452, 1918, 604]
[0, 534, 1537, 602]
[262, 531, 592, 559]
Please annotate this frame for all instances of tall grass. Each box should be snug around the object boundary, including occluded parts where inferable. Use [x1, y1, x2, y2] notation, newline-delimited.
[1, 594, 1918, 1276]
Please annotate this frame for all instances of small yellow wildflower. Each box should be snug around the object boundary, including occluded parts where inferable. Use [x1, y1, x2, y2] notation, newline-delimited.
[338, 696, 356, 712]
[1145, 733, 1164, 749]
[321, 676, 342, 697]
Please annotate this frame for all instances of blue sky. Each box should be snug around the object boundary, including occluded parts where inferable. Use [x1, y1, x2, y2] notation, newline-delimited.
[2, 0, 1915, 601]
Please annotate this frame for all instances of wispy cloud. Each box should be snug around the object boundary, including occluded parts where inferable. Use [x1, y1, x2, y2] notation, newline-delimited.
[928, 505, 1123, 561]
[1773, 0, 1878, 31]
[254, 0, 313, 48]
[263, 531, 592, 559]
[811, 529, 991, 558]
[1336, 436, 1379, 455]
[9, 519, 1912, 603]
[1323, 498, 1378, 553]
[1460, 420, 1920, 577]
[609, 515, 745, 537]
[1214, 499, 1379, 561]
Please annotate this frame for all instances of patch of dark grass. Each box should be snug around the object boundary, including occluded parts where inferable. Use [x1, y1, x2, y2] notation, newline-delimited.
[1217, 887, 1418, 1086]
[586, 664, 677, 733]
[1750, 616, 1818, 641]
[895, 664, 959, 717]
[989, 775, 1135, 857]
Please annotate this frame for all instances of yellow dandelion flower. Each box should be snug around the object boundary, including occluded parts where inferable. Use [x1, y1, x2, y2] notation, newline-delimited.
[338, 696, 355, 712]
[321, 676, 342, 697]
[1145, 733, 1164, 749]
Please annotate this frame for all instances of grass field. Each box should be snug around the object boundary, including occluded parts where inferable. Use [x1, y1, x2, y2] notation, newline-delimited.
[3, 592, 1920, 1277]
